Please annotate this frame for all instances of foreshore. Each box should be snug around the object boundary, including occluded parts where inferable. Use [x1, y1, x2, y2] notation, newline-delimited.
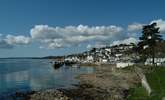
[14, 64, 140, 100]
[62, 64, 140, 100]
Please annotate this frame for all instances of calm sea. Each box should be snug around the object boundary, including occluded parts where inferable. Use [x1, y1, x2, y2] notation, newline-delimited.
[0, 59, 94, 98]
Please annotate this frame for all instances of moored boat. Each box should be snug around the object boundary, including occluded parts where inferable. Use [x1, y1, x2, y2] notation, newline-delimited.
[71, 64, 80, 68]
[52, 61, 64, 69]
[64, 61, 76, 66]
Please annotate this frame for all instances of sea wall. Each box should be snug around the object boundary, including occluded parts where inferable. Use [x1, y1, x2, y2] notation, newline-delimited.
[134, 67, 152, 96]
[141, 75, 152, 95]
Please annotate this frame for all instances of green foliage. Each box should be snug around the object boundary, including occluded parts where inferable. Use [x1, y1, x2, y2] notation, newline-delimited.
[127, 86, 150, 100]
[155, 41, 165, 57]
[137, 23, 163, 65]
[146, 67, 165, 99]
[127, 67, 165, 100]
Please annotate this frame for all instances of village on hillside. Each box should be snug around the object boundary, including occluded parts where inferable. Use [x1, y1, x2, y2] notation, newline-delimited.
[51, 42, 165, 68]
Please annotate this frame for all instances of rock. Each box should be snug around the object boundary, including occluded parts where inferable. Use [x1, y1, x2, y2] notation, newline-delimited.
[29, 89, 71, 100]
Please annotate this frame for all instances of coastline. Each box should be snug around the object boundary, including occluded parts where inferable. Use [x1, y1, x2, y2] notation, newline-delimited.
[61, 64, 140, 100]
[14, 64, 140, 100]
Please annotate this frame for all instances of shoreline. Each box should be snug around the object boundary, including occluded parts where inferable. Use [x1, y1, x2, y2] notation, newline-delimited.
[12, 64, 140, 100]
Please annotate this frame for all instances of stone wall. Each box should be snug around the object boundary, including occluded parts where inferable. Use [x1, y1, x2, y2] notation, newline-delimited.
[134, 67, 152, 96]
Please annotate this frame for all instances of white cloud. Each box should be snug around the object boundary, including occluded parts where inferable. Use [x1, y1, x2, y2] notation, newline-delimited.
[30, 24, 124, 49]
[0, 39, 13, 49]
[128, 19, 165, 33]
[150, 19, 165, 33]
[47, 42, 63, 49]
[86, 44, 92, 49]
[86, 43, 106, 49]
[0, 34, 31, 49]
[0, 34, 13, 49]
[5, 35, 31, 45]
[110, 37, 138, 46]
[40, 39, 65, 49]
[30, 25, 63, 39]
[1, 19, 164, 50]
[128, 23, 143, 32]
[31, 24, 123, 38]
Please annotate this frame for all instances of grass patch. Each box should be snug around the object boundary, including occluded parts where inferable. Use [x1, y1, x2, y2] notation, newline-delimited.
[146, 66, 165, 99]
[127, 85, 150, 100]
[127, 66, 165, 100]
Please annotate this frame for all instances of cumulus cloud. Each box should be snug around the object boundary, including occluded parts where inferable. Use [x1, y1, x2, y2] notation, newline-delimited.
[5, 35, 31, 45]
[30, 24, 124, 49]
[86, 44, 92, 49]
[19, 19, 165, 49]
[0, 34, 31, 49]
[150, 19, 165, 33]
[110, 37, 138, 46]
[128, 23, 143, 32]
[40, 38, 65, 49]
[0, 39, 13, 49]
[0, 34, 13, 49]
[87, 43, 106, 49]
[30, 25, 63, 39]
[128, 19, 165, 33]
[0, 19, 164, 50]
[31, 25, 123, 39]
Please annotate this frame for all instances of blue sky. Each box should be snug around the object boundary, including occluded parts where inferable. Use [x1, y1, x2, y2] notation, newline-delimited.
[0, 0, 164, 57]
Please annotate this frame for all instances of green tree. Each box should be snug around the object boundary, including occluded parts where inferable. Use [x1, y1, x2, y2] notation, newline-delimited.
[137, 23, 163, 65]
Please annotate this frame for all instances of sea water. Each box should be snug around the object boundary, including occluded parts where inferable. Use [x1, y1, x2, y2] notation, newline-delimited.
[0, 59, 94, 97]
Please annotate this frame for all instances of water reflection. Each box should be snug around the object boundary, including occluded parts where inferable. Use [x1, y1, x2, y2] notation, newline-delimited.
[0, 59, 94, 96]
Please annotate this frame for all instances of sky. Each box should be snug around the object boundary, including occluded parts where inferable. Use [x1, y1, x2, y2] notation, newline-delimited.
[0, 0, 164, 57]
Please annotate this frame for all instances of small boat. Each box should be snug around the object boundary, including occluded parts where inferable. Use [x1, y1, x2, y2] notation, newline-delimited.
[64, 61, 76, 66]
[52, 61, 64, 69]
[72, 64, 80, 68]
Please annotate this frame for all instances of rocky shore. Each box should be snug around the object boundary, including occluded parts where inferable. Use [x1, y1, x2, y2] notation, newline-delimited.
[29, 89, 71, 100]
[59, 64, 140, 100]
[14, 64, 140, 100]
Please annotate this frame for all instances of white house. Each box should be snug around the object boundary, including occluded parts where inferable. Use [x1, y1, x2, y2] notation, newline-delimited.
[65, 56, 80, 62]
[102, 59, 108, 63]
[105, 48, 111, 52]
[145, 58, 165, 66]
[116, 62, 134, 68]
[86, 55, 94, 62]
[115, 53, 122, 57]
